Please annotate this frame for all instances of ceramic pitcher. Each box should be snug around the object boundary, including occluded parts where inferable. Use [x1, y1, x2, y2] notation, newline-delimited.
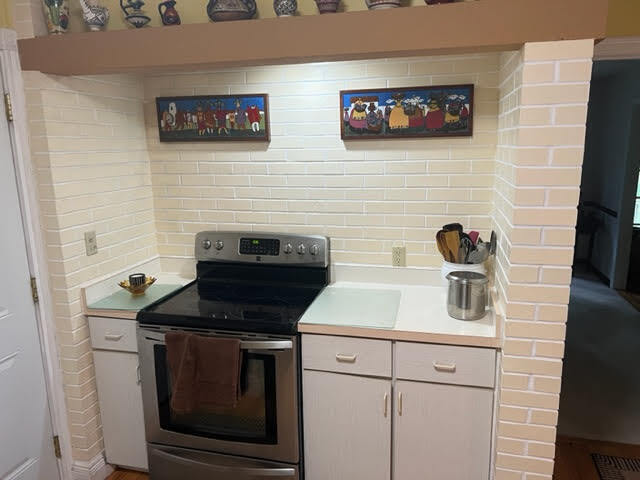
[158, 0, 181, 25]
[207, 0, 256, 22]
[41, 0, 69, 34]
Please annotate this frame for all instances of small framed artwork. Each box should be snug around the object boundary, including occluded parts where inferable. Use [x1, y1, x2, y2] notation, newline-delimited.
[340, 84, 473, 140]
[156, 94, 270, 142]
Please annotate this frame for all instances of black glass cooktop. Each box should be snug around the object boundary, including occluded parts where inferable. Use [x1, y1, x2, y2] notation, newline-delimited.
[138, 280, 324, 334]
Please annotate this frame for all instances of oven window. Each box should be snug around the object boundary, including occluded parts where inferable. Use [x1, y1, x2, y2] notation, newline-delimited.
[154, 345, 278, 444]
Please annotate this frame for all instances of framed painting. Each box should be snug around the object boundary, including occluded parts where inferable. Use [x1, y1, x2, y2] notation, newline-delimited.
[156, 94, 270, 142]
[340, 84, 474, 140]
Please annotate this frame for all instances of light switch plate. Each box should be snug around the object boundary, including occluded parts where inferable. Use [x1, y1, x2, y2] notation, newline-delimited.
[84, 231, 98, 256]
[392, 246, 406, 267]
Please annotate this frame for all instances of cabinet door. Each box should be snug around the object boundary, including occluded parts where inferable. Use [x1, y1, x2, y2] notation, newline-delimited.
[303, 370, 391, 480]
[93, 350, 148, 470]
[394, 380, 493, 480]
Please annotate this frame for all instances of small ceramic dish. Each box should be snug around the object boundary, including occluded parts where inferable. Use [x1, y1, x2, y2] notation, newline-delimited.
[118, 276, 156, 296]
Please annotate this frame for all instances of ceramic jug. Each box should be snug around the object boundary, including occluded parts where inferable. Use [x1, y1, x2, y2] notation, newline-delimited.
[120, 0, 151, 28]
[158, 0, 181, 25]
[207, 0, 256, 22]
[79, 0, 109, 31]
[41, 0, 69, 34]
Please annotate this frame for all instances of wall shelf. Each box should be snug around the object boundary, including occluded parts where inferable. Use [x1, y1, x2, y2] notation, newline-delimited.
[18, 0, 608, 76]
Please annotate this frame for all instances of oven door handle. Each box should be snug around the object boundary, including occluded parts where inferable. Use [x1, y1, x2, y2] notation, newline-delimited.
[140, 330, 292, 351]
[153, 448, 297, 477]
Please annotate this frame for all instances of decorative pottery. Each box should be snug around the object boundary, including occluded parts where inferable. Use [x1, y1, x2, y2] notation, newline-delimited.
[365, 0, 399, 9]
[273, 0, 297, 16]
[425, 0, 453, 4]
[158, 0, 181, 25]
[79, 0, 109, 31]
[314, 0, 339, 13]
[41, 0, 69, 34]
[118, 276, 156, 296]
[120, 0, 151, 28]
[207, 0, 256, 22]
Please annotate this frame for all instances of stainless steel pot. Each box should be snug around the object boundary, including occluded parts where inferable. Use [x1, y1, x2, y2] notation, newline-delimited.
[446, 271, 488, 321]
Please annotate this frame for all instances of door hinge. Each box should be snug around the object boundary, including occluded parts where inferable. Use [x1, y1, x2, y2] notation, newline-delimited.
[30, 277, 39, 303]
[4, 93, 13, 122]
[53, 435, 61, 459]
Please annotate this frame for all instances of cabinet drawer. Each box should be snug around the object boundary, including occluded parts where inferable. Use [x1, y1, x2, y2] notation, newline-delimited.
[395, 342, 496, 388]
[89, 316, 138, 353]
[302, 334, 391, 378]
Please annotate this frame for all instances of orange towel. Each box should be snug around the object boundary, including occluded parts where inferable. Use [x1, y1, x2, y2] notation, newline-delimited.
[165, 332, 243, 414]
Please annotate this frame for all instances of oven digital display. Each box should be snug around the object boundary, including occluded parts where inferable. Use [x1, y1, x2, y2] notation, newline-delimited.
[240, 238, 280, 256]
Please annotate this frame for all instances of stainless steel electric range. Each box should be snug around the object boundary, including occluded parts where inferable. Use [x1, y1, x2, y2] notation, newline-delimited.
[136, 231, 329, 480]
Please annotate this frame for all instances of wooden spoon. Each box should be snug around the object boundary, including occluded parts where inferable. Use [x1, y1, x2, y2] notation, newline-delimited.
[436, 230, 448, 260]
[443, 230, 460, 263]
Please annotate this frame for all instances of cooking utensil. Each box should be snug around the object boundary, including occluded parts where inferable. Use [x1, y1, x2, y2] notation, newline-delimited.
[468, 243, 489, 264]
[489, 231, 497, 255]
[442, 223, 463, 233]
[446, 271, 488, 321]
[443, 230, 461, 263]
[459, 236, 474, 264]
[436, 230, 448, 260]
[468, 231, 480, 245]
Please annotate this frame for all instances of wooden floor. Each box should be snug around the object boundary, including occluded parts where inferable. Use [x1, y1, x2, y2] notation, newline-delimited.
[106, 470, 148, 480]
[107, 436, 640, 480]
[554, 436, 640, 480]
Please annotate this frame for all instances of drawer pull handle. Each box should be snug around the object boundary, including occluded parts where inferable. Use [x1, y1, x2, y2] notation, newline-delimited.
[383, 393, 388, 417]
[104, 333, 124, 341]
[433, 361, 456, 373]
[398, 392, 403, 416]
[335, 354, 357, 363]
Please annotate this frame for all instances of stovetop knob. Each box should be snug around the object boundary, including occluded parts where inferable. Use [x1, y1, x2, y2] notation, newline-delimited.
[215, 240, 224, 251]
[202, 239, 212, 250]
[309, 244, 320, 256]
[283, 243, 293, 254]
[297, 244, 306, 255]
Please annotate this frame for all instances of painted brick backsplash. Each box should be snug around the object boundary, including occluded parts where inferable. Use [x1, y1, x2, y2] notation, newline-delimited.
[143, 54, 500, 267]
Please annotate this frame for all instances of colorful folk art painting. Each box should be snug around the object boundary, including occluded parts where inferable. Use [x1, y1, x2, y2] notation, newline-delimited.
[340, 85, 474, 140]
[156, 94, 270, 142]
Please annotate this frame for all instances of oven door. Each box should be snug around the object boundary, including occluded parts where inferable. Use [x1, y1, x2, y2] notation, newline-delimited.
[137, 326, 299, 464]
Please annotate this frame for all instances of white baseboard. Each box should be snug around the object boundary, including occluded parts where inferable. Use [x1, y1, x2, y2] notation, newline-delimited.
[71, 454, 114, 480]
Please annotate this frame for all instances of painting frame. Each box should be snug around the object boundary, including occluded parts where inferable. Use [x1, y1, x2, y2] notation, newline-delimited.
[340, 84, 474, 141]
[156, 94, 270, 143]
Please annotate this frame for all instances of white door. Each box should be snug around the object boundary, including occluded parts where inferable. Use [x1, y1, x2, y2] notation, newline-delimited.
[303, 370, 391, 480]
[0, 72, 61, 479]
[394, 380, 494, 480]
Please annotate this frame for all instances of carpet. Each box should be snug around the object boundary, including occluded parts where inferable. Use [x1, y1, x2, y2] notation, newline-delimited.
[592, 453, 640, 480]
[617, 290, 640, 313]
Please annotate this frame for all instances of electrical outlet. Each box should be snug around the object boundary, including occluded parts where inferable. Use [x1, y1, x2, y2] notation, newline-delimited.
[392, 246, 406, 267]
[84, 231, 98, 256]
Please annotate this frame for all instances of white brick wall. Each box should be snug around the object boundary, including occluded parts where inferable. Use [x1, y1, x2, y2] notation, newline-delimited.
[143, 54, 500, 267]
[493, 40, 594, 480]
[24, 71, 157, 461]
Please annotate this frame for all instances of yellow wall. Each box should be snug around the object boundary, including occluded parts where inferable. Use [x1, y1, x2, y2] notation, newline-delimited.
[607, 0, 640, 37]
[0, 1, 12, 29]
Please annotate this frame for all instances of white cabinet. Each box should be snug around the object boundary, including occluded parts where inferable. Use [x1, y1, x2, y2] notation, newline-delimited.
[393, 380, 494, 480]
[88, 316, 148, 471]
[303, 370, 391, 480]
[301, 335, 496, 480]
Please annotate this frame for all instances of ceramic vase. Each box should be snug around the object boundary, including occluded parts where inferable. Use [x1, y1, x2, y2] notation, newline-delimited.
[207, 0, 257, 21]
[79, 0, 109, 31]
[158, 0, 181, 25]
[120, 0, 151, 28]
[41, 0, 69, 34]
[274, 0, 297, 16]
[365, 0, 400, 8]
[314, 0, 339, 13]
[425, 0, 454, 4]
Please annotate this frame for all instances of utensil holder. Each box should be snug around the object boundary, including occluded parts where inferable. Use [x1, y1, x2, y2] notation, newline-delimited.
[446, 271, 488, 321]
[441, 261, 486, 286]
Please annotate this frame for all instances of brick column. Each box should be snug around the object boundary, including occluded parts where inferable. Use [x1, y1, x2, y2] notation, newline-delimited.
[493, 40, 594, 479]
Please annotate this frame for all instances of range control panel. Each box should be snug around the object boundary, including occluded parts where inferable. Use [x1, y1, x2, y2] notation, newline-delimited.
[195, 231, 329, 267]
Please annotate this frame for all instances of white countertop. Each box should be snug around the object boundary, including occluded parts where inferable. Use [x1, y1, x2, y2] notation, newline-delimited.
[299, 279, 500, 348]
